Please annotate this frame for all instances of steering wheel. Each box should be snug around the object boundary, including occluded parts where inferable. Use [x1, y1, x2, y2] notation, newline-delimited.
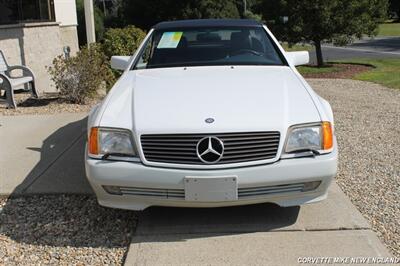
[230, 49, 264, 57]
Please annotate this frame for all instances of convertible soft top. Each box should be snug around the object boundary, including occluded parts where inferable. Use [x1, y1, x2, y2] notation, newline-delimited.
[153, 19, 262, 30]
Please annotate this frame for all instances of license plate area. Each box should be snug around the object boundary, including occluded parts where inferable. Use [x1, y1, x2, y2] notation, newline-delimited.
[184, 176, 238, 202]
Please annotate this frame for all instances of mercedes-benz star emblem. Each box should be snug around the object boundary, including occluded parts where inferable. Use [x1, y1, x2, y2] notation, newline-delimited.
[205, 118, 215, 124]
[196, 136, 224, 164]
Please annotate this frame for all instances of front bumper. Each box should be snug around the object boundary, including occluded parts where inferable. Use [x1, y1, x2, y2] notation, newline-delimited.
[85, 147, 337, 211]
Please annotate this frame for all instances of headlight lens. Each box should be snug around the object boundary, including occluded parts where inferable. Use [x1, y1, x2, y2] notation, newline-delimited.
[99, 129, 135, 155]
[285, 122, 333, 153]
[88, 127, 136, 157]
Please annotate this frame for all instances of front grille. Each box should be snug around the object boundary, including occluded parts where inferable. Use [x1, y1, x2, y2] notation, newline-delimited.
[238, 183, 305, 198]
[141, 132, 280, 165]
[119, 187, 185, 199]
[113, 183, 306, 199]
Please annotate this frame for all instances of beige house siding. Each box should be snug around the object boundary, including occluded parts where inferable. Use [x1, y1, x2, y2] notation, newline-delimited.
[54, 0, 79, 27]
[0, 0, 79, 94]
[0, 22, 78, 94]
[60, 25, 79, 55]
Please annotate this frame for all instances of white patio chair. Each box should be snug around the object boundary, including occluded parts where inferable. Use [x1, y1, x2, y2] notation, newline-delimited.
[0, 50, 38, 108]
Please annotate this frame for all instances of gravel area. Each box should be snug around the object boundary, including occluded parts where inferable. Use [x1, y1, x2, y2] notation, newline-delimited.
[309, 79, 400, 256]
[0, 93, 99, 116]
[0, 196, 136, 265]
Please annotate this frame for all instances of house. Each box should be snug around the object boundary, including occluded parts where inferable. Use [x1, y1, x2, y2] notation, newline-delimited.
[0, 0, 79, 93]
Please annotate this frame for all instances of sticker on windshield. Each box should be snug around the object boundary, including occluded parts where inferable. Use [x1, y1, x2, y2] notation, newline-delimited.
[157, 32, 183, 49]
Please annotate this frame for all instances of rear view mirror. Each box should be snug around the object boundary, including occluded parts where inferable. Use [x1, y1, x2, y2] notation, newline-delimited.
[286, 51, 309, 66]
[111, 56, 131, 71]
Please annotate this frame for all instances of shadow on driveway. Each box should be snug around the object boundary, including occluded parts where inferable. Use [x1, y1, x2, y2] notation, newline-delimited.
[14, 117, 92, 195]
[1, 117, 135, 250]
[135, 204, 299, 239]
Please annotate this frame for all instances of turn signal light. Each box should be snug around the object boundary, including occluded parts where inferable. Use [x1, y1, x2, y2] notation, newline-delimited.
[89, 127, 99, 155]
[322, 122, 333, 150]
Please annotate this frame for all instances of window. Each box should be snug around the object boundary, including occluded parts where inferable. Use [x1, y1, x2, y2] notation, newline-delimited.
[0, 0, 55, 25]
[134, 26, 286, 70]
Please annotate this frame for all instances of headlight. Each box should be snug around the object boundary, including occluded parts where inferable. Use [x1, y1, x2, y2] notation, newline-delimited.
[284, 122, 333, 154]
[88, 127, 137, 158]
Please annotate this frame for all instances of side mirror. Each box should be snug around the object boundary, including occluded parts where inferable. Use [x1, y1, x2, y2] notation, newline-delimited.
[111, 56, 131, 71]
[285, 51, 309, 66]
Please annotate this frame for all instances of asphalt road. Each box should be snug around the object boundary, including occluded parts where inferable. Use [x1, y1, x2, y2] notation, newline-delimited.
[309, 37, 400, 64]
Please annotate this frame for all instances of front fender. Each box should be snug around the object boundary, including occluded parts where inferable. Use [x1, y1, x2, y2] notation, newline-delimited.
[317, 96, 334, 127]
[87, 103, 101, 135]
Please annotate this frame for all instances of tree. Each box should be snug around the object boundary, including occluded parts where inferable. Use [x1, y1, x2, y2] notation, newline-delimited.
[183, 0, 241, 19]
[255, 0, 388, 66]
[119, 0, 241, 30]
[238, 0, 264, 20]
[103, 0, 126, 28]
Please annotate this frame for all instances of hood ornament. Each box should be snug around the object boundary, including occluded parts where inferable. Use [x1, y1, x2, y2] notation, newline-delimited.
[205, 118, 215, 124]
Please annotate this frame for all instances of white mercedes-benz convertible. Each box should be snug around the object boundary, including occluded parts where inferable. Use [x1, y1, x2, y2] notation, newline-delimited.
[85, 19, 337, 210]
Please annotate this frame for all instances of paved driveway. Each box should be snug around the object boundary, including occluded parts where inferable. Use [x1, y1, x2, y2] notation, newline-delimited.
[125, 182, 389, 265]
[0, 113, 91, 195]
[347, 37, 400, 53]
[309, 37, 400, 63]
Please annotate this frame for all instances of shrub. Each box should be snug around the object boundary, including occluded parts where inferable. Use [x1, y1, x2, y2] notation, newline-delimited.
[102, 26, 146, 58]
[48, 44, 115, 104]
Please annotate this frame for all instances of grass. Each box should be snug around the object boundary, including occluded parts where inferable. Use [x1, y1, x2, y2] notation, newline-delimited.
[344, 59, 400, 89]
[280, 42, 313, 52]
[378, 23, 400, 36]
[297, 59, 400, 90]
[297, 64, 341, 75]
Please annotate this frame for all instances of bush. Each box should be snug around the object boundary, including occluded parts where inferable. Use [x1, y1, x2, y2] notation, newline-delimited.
[102, 26, 146, 58]
[48, 44, 115, 104]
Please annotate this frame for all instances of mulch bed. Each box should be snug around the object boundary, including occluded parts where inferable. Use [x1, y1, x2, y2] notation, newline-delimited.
[301, 63, 373, 79]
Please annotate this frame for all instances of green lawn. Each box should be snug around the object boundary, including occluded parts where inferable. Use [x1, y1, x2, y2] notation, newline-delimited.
[378, 23, 400, 36]
[347, 59, 400, 89]
[298, 59, 400, 90]
[297, 64, 341, 75]
[280, 42, 313, 52]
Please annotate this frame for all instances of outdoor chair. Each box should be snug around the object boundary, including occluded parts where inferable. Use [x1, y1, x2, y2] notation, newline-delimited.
[0, 50, 38, 108]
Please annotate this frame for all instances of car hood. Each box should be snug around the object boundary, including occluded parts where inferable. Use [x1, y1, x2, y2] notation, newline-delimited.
[100, 66, 321, 135]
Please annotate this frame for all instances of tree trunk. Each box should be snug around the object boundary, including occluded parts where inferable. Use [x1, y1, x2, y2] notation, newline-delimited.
[314, 40, 324, 67]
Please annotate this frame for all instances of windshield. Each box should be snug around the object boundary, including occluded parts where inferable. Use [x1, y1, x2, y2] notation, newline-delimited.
[133, 26, 286, 69]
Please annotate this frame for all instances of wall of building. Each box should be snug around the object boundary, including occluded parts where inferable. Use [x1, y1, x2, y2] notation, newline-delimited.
[59, 26, 79, 56]
[0, 23, 79, 94]
[0, 22, 65, 93]
[55, 0, 79, 56]
[54, 0, 78, 27]
[0, 0, 79, 94]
